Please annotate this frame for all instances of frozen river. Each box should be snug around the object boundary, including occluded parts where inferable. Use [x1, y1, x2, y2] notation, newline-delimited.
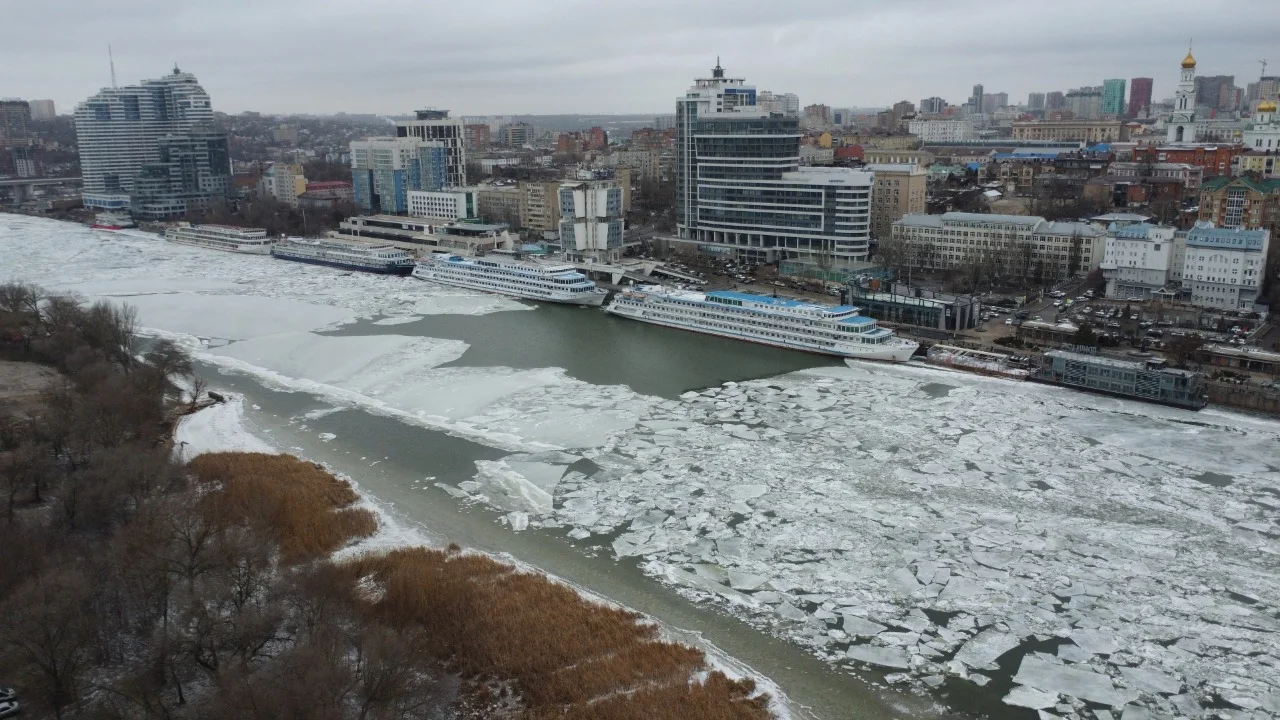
[4, 214, 1279, 720]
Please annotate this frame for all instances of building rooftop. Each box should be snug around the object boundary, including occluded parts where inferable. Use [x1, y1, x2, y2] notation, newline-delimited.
[1093, 212, 1152, 224]
[1200, 175, 1280, 193]
[707, 290, 860, 314]
[1185, 223, 1268, 250]
[779, 167, 875, 185]
[1108, 223, 1166, 239]
[1045, 349, 1200, 377]
[863, 163, 922, 174]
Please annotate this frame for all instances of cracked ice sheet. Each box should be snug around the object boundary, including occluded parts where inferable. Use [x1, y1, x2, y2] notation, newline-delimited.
[205, 335, 649, 452]
[0, 214, 528, 321]
[536, 363, 1280, 711]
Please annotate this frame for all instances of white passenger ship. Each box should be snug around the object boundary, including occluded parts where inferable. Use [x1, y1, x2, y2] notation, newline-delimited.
[412, 252, 608, 306]
[271, 238, 415, 275]
[606, 286, 918, 362]
[164, 223, 274, 254]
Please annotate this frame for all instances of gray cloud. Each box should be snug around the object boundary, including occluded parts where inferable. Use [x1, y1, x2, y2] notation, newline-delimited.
[6, 0, 1280, 116]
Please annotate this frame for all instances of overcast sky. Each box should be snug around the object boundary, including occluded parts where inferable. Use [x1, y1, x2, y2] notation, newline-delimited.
[6, 0, 1280, 117]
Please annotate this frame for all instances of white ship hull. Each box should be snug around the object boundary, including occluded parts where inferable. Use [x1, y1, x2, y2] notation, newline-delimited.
[606, 299, 918, 362]
[166, 237, 272, 255]
[412, 266, 607, 306]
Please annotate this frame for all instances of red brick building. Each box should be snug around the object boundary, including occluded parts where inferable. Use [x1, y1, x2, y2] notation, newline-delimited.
[304, 180, 353, 201]
[464, 124, 491, 150]
[630, 127, 675, 151]
[1129, 144, 1245, 178]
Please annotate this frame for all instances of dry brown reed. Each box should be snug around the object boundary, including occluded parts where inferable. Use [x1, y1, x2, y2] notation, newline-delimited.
[342, 548, 772, 719]
[185, 452, 376, 562]
[187, 452, 772, 718]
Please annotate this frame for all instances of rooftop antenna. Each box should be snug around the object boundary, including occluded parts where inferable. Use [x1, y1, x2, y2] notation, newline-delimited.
[108, 43, 117, 88]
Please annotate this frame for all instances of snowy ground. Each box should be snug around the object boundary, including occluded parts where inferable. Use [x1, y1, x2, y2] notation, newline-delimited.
[7, 215, 1280, 719]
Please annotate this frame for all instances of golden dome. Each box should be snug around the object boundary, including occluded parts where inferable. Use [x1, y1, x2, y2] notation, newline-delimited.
[1181, 50, 1197, 69]
[1259, 99, 1278, 113]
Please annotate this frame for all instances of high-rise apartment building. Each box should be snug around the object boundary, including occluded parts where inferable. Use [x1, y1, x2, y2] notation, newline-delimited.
[864, 164, 925, 242]
[74, 67, 231, 215]
[395, 109, 466, 187]
[1101, 79, 1126, 116]
[919, 96, 947, 115]
[497, 122, 533, 148]
[349, 137, 450, 214]
[980, 92, 1008, 114]
[1065, 86, 1103, 119]
[758, 91, 800, 116]
[258, 162, 306, 207]
[803, 103, 832, 128]
[970, 84, 984, 110]
[464, 124, 491, 150]
[0, 100, 39, 178]
[1195, 75, 1236, 111]
[1127, 78, 1153, 118]
[674, 62, 875, 265]
[558, 179, 626, 263]
[1247, 77, 1280, 106]
[27, 99, 56, 120]
[1027, 93, 1046, 111]
[1, 100, 32, 145]
[1046, 91, 1066, 110]
[518, 180, 563, 233]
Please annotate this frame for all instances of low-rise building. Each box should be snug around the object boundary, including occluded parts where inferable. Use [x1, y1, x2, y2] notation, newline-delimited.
[1182, 222, 1270, 310]
[407, 188, 477, 220]
[1012, 120, 1126, 143]
[907, 119, 974, 143]
[862, 148, 934, 166]
[1235, 151, 1280, 179]
[1100, 223, 1178, 300]
[332, 215, 518, 254]
[1130, 143, 1245, 178]
[1105, 162, 1202, 195]
[304, 180, 354, 201]
[890, 212, 1104, 281]
[799, 145, 834, 165]
[864, 163, 926, 241]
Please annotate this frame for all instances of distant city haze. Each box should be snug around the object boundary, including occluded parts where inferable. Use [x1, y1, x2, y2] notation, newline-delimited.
[6, 0, 1280, 115]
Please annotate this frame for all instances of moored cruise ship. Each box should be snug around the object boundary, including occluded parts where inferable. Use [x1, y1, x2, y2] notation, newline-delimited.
[606, 285, 918, 362]
[412, 252, 608, 306]
[164, 223, 273, 254]
[271, 238, 415, 275]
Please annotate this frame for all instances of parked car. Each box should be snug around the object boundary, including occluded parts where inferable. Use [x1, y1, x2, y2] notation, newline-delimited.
[1005, 318, 1014, 325]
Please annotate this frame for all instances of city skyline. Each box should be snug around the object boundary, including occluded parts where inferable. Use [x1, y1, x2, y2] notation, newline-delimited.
[5, 1, 1280, 117]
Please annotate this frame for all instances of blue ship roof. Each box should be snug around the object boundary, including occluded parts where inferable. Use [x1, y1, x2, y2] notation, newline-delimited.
[707, 290, 859, 314]
[837, 315, 875, 325]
